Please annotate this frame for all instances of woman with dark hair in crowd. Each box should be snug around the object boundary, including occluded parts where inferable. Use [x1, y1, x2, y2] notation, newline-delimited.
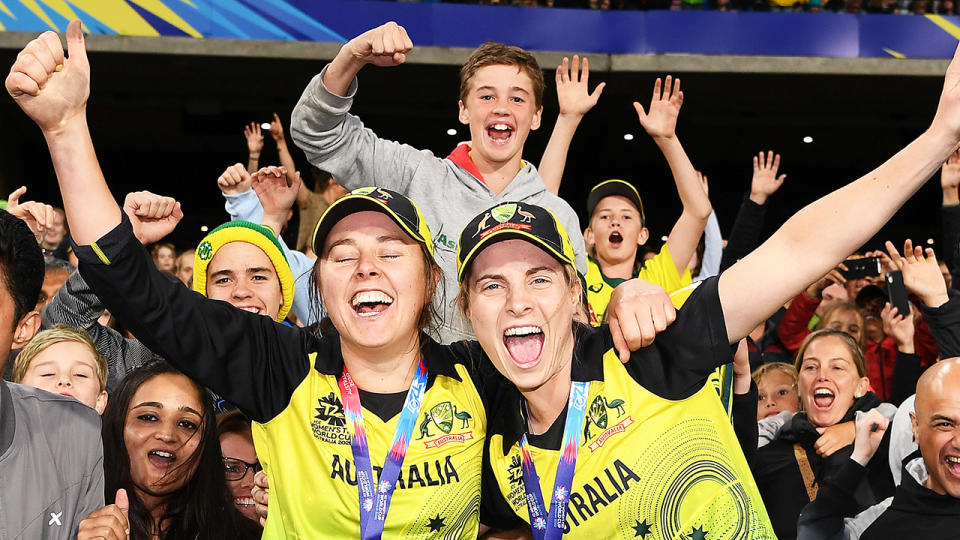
[752, 329, 896, 539]
[217, 410, 262, 524]
[77, 360, 260, 539]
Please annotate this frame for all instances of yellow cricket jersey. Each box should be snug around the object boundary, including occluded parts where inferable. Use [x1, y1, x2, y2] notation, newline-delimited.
[250, 336, 494, 539]
[71, 216, 499, 539]
[586, 244, 692, 326]
[484, 278, 775, 539]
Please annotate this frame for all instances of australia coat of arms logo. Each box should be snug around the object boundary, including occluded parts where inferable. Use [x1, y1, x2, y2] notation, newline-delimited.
[417, 401, 474, 449]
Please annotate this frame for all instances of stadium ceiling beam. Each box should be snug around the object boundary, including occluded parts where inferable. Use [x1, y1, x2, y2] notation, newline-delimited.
[0, 31, 949, 77]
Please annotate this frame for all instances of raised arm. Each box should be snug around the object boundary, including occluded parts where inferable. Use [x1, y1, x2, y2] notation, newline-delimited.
[720, 151, 785, 271]
[537, 55, 604, 194]
[290, 22, 433, 194]
[6, 21, 118, 243]
[717, 45, 960, 342]
[269, 112, 300, 187]
[6, 22, 312, 420]
[635, 76, 713, 276]
[218, 162, 265, 223]
[940, 149, 960, 287]
[250, 166, 319, 325]
[322, 21, 412, 97]
[244, 122, 264, 174]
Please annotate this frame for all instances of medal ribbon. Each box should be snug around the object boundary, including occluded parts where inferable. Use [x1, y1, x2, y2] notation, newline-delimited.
[338, 356, 428, 540]
[519, 380, 590, 540]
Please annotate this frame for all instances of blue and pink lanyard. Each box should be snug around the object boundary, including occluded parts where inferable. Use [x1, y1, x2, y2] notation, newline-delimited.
[519, 380, 590, 540]
[338, 356, 428, 540]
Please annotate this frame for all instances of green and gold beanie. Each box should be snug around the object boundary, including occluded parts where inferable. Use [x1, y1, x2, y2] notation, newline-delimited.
[193, 221, 295, 322]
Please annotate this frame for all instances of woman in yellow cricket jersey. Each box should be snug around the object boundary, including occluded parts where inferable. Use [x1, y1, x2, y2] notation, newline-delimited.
[457, 49, 960, 535]
[7, 22, 671, 540]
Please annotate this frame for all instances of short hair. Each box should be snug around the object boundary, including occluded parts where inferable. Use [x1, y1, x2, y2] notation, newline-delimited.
[13, 324, 108, 391]
[0, 210, 44, 327]
[794, 328, 868, 378]
[751, 362, 798, 387]
[460, 42, 545, 109]
[217, 409, 252, 437]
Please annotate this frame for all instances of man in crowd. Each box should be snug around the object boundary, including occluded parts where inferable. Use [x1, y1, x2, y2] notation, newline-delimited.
[0, 208, 104, 539]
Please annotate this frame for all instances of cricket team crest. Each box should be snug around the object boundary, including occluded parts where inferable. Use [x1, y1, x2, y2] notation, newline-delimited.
[492, 203, 518, 223]
[472, 203, 538, 239]
[417, 401, 474, 449]
[582, 395, 632, 452]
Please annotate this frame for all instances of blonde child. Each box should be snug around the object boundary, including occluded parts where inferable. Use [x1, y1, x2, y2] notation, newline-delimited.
[13, 324, 108, 414]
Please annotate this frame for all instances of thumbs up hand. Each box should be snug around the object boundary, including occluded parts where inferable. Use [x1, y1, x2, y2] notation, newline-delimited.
[77, 488, 130, 540]
[6, 20, 90, 134]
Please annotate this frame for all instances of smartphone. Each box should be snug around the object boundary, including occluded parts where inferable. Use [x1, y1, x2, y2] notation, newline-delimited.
[886, 270, 911, 317]
[841, 257, 882, 280]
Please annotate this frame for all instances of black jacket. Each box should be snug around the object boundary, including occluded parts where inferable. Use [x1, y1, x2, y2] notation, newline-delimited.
[798, 450, 960, 540]
[752, 393, 895, 540]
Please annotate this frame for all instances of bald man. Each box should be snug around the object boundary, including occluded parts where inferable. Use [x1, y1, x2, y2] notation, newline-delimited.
[796, 357, 960, 539]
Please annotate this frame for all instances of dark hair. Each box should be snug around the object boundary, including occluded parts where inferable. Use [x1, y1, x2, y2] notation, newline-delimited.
[217, 409, 252, 437]
[310, 166, 334, 190]
[0, 210, 44, 327]
[102, 359, 254, 539]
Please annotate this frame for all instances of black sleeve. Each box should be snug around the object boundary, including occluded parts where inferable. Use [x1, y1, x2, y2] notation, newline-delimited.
[733, 381, 760, 465]
[795, 459, 870, 540]
[920, 289, 960, 359]
[941, 203, 960, 290]
[75, 216, 313, 423]
[621, 276, 735, 400]
[890, 351, 924, 406]
[720, 196, 768, 273]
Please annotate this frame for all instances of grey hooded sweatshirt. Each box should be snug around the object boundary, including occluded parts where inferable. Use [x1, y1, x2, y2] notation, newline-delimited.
[0, 381, 104, 539]
[291, 66, 587, 344]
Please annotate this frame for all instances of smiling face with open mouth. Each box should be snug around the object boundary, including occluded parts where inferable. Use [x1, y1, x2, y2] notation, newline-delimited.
[912, 359, 960, 498]
[464, 239, 579, 394]
[205, 242, 283, 321]
[124, 373, 204, 500]
[797, 334, 869, 428]
[319, 211, 433, 351]
[586, 195, 647, 267]
[219, 431, 259, 522]
[458, 64, 542, 171]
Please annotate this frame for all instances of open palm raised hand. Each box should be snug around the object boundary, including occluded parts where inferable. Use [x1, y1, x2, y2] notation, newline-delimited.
[634, 75, 683, 141]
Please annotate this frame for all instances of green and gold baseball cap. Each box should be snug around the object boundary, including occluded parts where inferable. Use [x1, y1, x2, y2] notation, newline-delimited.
[456, 202, 576, 283]
[312, 186, 434, 258]
[586, 179, 645, 225]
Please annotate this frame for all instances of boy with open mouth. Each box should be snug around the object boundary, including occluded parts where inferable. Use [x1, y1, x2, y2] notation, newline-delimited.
[582, 76, 711, 326]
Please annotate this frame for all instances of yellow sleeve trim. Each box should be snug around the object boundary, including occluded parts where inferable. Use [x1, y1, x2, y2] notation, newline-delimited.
[90, 242, 112, 266]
